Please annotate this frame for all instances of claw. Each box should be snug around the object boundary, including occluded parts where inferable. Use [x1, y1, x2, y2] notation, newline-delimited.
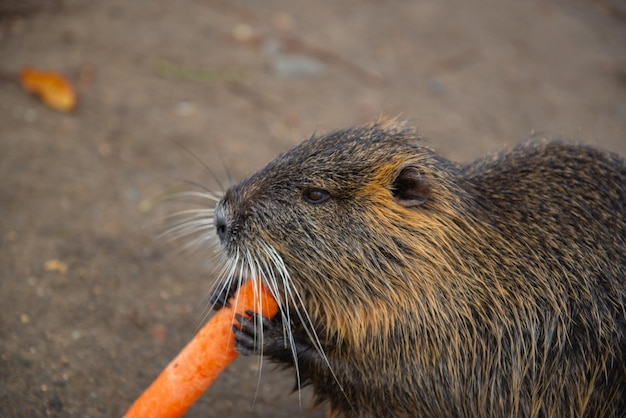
[233, 310, 285, 357]
[233, 320, 258, 356]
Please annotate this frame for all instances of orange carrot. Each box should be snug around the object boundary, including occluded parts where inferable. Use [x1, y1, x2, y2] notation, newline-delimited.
[124, 280, 279, 418]
[19, 67, 77, 112]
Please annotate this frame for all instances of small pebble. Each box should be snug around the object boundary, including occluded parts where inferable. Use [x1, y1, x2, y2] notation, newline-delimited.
[151, 324, 167, 340]
[271, 54, 326, 78]
[232, 23, 255, 43]
[97, 142, 112, 157]
[273, 12, 295, 31]
[5, 230, 17, 242]
[125, 189, 139, 203]
[175, 100, 196, 117]
[44, 259, 68, 275]
[426, 78, 446, 95]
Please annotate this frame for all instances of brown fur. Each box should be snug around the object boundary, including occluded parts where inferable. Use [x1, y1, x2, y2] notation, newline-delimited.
[211, 121, 626, 417]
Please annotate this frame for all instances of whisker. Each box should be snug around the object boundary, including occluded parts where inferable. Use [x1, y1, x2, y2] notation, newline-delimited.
[170, 138, 227, 192]
[166, 190, 224, 202]
[214, 147, 235, 189]
[247, 251, 271, 407]
[259, 243, 305, 404]
[174, 177, 223, 197]
[194, 252, 233, 334]
[163, 208, 216, 219]
[264, 245, 354, 411]
[160, 219, 214, 237]
[203, 233, 354, 412]
[158, 223, 215, 253]
[157, 203, 217, 253]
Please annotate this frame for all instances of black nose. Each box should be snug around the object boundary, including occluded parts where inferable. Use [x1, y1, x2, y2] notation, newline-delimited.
[214, 207, 229, 243]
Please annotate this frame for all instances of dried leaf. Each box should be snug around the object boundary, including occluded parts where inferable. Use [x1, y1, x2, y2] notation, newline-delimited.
[20, 67, 77, 112]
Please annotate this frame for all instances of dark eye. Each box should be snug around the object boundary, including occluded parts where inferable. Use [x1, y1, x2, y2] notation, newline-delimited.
[303, 188, 330, 204]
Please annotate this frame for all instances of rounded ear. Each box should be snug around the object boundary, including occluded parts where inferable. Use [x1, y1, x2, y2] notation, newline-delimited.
[391, 165, 430, 207]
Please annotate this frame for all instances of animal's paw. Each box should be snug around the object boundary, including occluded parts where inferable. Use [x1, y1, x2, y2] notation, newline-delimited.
[208, 281, 240, 310]
[233, 311, 286, 357]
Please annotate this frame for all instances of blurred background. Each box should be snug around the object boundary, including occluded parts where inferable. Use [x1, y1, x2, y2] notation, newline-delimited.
[1, 0, 625, 416]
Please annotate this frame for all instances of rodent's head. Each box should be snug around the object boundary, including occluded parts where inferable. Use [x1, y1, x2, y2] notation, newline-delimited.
[213, 121, 468, 336]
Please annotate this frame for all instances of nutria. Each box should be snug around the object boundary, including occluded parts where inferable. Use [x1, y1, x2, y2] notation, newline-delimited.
[207, 120, 626, 417]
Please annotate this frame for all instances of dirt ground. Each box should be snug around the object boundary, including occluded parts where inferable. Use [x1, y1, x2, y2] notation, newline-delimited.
[1, 0, 625, 416]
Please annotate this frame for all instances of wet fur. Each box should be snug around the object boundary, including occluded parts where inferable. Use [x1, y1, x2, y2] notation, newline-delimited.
[208, 121, 626, 417]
